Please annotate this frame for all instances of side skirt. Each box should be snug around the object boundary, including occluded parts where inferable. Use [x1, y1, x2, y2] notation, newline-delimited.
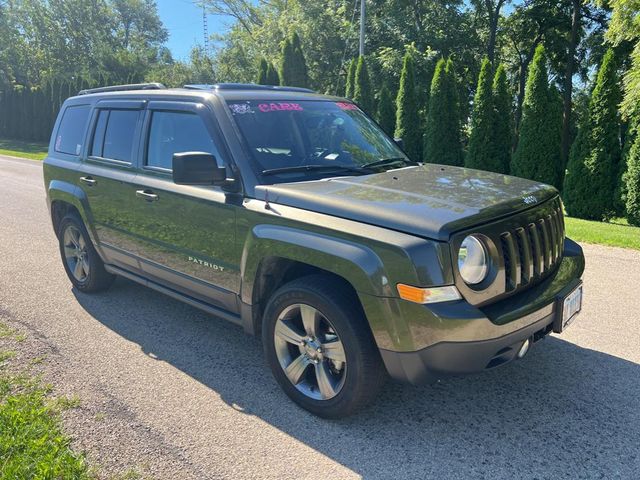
[104, 264, 243, 327]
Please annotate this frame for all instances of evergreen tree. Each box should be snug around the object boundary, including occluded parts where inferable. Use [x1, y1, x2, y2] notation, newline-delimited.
[394, 52, 421, 161]
[353, 56, 374, 115]
[280, 32, 309, 88]
[290, 31, 309, 87]
[377, 84, 395, 136]
[492, 63, 512, 174]
[424, 58, 463, 166]
[345, 58, 357, 99]
[625, 128, 640, 226]
[266, 62, 280, 86]
[256, 58, 269, 85]
[466, 58, 497, 171]
[563, 49, 622, 220]
[511, 45, 562, 187]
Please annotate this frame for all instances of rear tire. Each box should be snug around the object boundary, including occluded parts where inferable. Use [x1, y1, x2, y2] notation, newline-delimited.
[58, 214, 115, 293]
[262, 275, 386, 418]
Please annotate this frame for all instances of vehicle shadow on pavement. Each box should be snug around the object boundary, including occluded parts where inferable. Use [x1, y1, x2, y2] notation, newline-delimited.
[73, 277, 640, 479]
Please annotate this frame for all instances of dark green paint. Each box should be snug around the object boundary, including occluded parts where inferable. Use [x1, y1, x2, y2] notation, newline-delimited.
[43, 86, 584, 365]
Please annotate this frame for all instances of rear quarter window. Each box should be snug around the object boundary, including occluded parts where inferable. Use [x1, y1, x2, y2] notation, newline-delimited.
[54, 105, 91, 156]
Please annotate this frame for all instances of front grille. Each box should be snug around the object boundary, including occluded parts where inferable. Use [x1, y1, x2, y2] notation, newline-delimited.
[499, 205, 564, 292]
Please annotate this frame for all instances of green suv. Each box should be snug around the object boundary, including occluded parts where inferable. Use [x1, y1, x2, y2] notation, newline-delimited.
[43, 82, 584, 418]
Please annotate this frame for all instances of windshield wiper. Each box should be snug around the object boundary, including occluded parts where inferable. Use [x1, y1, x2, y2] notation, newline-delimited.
[261, 164, 371, 176]
[360, 157, 416, 170]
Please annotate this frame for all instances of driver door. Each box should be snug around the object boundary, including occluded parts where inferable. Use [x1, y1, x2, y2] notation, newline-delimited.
[127, 101, 240, 313]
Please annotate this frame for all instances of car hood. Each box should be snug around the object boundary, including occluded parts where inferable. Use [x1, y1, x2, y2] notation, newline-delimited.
[254, 164, 558, 241]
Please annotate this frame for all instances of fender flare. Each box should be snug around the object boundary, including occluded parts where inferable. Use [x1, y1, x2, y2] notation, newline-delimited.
[47, 180, 101, 251]
[240, 224, 394, 304]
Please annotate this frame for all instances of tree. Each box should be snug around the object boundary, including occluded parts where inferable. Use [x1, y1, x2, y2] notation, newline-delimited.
[625, 130, 640, 225]
[280, 32, 309, 88]
[466, 58, 497, 172]
[377, 84, 395, 136]
[424, 58, 463, 166]
[471, 0, 508, 62]
[256, 58, 269, 84]
[492, 63, 512, 174]
[395, 52, 421, 161]
[606, 0, 640, 120]
[353, 56, 374, 115]
[564, 49, 622, 220]
[511, 45, 562, 187]
[345, 58, 356, 98]
[266, 62, 280, 86]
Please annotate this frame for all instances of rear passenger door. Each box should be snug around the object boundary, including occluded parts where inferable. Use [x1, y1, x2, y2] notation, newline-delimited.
[127, 101, 240, 313]
[79, 100, 145, 272]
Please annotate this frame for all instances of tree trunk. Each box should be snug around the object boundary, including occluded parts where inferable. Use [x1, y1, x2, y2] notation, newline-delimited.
[561, 0, 581, 176]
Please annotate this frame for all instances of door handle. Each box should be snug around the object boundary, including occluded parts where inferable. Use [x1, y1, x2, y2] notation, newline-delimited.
[80, 176, 97, 186]
[136, 189, 159, 201]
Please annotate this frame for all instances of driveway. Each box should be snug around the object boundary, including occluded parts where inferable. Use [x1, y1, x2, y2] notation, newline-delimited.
[1, 155, 639, 479]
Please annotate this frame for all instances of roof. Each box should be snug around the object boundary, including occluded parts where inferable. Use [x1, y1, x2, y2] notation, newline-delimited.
[72, 82, 345, 103]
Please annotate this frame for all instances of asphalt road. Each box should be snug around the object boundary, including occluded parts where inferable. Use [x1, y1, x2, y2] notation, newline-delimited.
[1, 154, 639, 479]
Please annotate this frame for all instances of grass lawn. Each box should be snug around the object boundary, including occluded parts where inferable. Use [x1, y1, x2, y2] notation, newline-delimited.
[565, 216, 640, 251]
[0, 138, 48, 160]
[0, 323, 92, 480]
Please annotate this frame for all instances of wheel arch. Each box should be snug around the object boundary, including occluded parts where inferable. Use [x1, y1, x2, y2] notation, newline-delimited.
[241, 225, 393, 337]
[47, 180, 102, 257]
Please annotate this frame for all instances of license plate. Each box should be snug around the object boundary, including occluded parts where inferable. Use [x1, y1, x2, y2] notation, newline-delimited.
[561, 285, 583, 331]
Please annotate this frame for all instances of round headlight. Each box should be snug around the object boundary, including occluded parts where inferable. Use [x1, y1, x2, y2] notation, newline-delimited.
[458, 235, 489, 285]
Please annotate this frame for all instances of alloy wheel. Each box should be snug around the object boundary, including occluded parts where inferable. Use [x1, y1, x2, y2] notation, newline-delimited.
[273, 303, 347, 400]
[63, 225, 90, 282]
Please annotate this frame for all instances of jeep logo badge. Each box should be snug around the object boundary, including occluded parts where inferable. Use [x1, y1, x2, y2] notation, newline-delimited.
[523, 195, 537, 205]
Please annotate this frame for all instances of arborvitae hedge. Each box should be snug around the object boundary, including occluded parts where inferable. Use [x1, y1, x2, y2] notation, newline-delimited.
[492, 63, 512, 174]
[564, 49, 622, 220]
[377, 84, 395, 136]
[280, 32, 309, 88]
[0, 78, 87, 142]
[424, 58, 463, 166]
[466, 58, 496, 172]
[345, 58, 356, 99]
[394, 52, 421, 161]
[625, 128, 640, 225]
[257, 58, 269, 85]
[511, 45, 562, 188]
[353, 56, 374, 115]
[266, 62, 280, 86]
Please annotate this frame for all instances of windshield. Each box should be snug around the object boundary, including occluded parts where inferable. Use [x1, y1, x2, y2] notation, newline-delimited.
[227, 100, 412, 182]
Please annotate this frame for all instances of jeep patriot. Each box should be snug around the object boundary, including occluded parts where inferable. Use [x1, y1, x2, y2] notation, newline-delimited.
[43, 82, 584, 418]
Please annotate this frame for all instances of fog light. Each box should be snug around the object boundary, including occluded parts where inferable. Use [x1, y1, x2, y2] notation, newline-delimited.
[517, 339, 531, 359]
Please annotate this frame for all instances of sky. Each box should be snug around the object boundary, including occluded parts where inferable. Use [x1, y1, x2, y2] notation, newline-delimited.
[156, 0, 232, 60]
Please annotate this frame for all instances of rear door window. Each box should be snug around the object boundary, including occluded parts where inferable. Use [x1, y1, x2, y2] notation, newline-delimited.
[54, 105, 91, 156]
[102, 110, 140, 162]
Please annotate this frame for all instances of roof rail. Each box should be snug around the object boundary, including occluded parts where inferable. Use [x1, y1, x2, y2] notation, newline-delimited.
[78, 83, 166, 96]
[183, 83, 315, 93]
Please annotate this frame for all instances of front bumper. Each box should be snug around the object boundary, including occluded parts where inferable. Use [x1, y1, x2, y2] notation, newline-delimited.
[379, 294, 568, 384]
[360, 239, 585, 384]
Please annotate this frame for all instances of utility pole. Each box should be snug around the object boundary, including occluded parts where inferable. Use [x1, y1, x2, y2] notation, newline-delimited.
[359, 0, 365, 57]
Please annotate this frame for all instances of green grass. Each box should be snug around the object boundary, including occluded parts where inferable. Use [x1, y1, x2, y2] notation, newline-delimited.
[0, 138, 48, 160]
[565, 216, 640, 250]
[0, 325, 92, 480]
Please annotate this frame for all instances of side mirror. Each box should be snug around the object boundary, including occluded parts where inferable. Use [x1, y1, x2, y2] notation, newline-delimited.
[394, 137, 404, 150]
[172, 152, 227, 186]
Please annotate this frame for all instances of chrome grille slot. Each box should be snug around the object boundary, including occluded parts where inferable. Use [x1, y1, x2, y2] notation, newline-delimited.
[499, 202, 565, 292]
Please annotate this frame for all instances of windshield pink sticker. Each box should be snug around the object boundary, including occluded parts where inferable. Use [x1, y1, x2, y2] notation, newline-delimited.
[257, 102, 303, 112]
[336, 102, 357, 110]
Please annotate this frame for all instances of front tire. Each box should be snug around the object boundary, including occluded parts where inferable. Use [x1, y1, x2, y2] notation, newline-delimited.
[262, 275, 386, 418]
[58, 214, 115, 293]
